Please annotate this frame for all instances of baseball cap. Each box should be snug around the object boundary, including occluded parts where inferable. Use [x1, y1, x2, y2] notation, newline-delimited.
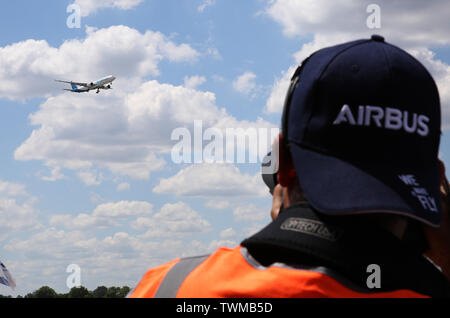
[283, 35, 442, 227]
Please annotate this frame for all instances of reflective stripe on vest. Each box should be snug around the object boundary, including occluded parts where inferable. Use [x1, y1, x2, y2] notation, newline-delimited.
[154, 255, 209, 298]
[129, 246, 428, 298]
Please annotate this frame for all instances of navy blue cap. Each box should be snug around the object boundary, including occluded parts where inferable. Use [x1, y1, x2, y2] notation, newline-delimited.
[285, 35, 442, 227]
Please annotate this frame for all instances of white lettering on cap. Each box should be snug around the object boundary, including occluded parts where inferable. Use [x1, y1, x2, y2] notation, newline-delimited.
[333, 104, 430, 136]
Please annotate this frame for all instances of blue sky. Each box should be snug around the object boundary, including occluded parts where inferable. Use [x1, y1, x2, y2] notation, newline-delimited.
[0, 0, 449, 296]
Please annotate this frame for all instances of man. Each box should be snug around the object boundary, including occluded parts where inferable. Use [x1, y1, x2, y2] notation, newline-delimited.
[129, 35, 450, 298]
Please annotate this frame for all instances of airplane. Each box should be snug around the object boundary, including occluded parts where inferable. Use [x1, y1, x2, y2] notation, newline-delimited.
[55, 75, 116, 94]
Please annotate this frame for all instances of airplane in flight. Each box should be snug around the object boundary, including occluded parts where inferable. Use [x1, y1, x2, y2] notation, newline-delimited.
[55, 75, 116, 94]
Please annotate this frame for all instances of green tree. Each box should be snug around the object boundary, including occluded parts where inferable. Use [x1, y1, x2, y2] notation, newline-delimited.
[118, 286, 131, 298]
[68, 286, 91, 298]
[92, 286, 108, 298]
[105, 286, 121, 298]
[33, 286, 58, 298]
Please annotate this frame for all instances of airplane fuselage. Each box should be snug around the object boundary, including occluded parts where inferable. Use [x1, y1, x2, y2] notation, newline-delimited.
[57, 75, 116, 93]
[92, 75, 116, 88]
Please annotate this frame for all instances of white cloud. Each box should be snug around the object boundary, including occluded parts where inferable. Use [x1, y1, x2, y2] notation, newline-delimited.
[0, 180, 27, 197]
[408, 48, 450, 130]
[5, 25, 276, 182]
[14, 80, 215, 180]
[77, 170, 103, 186]
[73, 0, 144, 17]
[3, 224, 217, 294]
[15, 76, 275, 181]
[39, 165, 66, 182]
[49, 200, 154, 230]
[265, 0, 450, 47]
[134, 202, 212, 238]
[264, 65, 296, 114]
[50, 213, 115, 230]
[204, 199, 230, 210]
[264, 0, 450, 128]
[0, 198, 41, 241]
[209, 239, 237, 250]
[184, 75, 206, 89]
[153, 163, 267, 197]
[198, 0, 215, 13]
[116, 182, 130, 191]
[0, 180, 40, 241]
[89, 192, 106, 205]
[0, 25, 199, 101]
[206, 47, 222, 60]
[94, 200, 153, 218]
[233, 71, 257, 96]
[233, 203, 267, 222]
[220, 227, 237, 239]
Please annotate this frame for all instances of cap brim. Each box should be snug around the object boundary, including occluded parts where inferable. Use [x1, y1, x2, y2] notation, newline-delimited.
[290, 144, 442, 227]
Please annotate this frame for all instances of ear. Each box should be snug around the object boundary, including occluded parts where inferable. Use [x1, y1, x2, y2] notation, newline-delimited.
[277, 134, 297, 187]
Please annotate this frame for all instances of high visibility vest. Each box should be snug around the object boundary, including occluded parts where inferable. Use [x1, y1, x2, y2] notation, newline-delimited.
[128, 246, 428, 298]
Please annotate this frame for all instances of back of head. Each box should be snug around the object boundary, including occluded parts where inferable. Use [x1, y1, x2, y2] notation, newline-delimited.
[278, 35, 442, 243]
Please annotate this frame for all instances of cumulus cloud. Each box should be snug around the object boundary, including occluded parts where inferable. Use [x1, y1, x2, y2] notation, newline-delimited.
[264, 65, 296, 114]
[0, 198, 41, 241]
[233, 71, 258, 97]
[198, 0, 215, 13]
[77, 170, 103, 186]
[204, 199, 230, 210]
[116, 182, 130, 191]
[184, 75, 206, 89]
[93, 200, 153, 218]
[0, 180, 28, 197]
[39, 165, 66, 182]
[220, 227, 237, 239]
[0, 25, 199, 101]
[233, 203, 267, 222]
[50, 213, 115, 230]
[49, 200, 154, 230]
[14, 80, 217, 181]
[15, 76, 275, 182]
[264, 0, 450, 128]
[133, 202, 212, 238]
[0, 180, 40, 242]
[153, 163, 267, 197]
[265, 0, 450, 47]
[4, 225, 215, 294]
[4, 25, 275, 183]
[73, 0, 144, 17]
[6, 199, 215, 294]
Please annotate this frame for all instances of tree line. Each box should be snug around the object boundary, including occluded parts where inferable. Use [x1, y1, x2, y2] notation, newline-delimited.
[0, 285, 131, 298]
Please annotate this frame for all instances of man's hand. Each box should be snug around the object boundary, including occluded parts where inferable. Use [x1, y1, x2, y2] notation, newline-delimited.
[424, 160, 450, 280]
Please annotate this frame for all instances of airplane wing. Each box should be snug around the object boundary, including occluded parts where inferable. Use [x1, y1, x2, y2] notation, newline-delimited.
[55, 80, 89, 87]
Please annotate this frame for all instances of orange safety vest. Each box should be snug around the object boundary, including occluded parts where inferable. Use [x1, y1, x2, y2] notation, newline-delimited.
[129, 246, 428, 298]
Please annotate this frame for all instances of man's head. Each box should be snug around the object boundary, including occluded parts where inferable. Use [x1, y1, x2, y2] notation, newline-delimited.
[275, 35, 442, 229]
